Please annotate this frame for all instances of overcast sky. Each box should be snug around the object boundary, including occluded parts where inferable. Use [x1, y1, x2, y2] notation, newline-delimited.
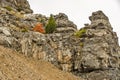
[28, 0, 120, 43]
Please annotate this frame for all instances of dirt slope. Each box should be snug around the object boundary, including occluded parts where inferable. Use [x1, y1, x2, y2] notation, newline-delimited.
[0, 46, 81, 80]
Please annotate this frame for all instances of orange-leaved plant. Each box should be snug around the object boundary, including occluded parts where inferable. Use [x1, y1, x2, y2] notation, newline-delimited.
[33, 23, 45, 33]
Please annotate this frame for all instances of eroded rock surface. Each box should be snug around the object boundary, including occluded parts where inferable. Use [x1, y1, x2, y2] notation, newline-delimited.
[0, 0, 33, 13]
[73, 11, 120, 80]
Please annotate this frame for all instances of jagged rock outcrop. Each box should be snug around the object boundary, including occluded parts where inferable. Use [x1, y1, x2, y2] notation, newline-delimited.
[0, 0, 77, 72]
[54, 13, 77, 33]
[80, 11, 120, 70]
[0, 0, 33, 13]
[0, 0, 120, 80]
[23, 13, 77, 33]
[73, 11, 120, 80]
[0, 6, 77, 33]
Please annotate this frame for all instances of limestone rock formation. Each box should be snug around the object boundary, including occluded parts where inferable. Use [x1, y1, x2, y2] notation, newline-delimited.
[0, 0, 120, 80]
[73, 10, 120, 80]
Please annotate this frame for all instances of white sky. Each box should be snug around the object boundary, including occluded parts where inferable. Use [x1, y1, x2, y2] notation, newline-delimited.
[28, 0, 120, 43]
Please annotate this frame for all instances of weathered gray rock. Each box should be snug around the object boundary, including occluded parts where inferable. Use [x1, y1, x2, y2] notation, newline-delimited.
[0, 27, 11, 36]
[54, 13, 77, 33]
[12, 32, 76, 71]
[0, 0, 33, 13]
[79, 68, 120, 80]
[73, 10, 120, 80]
[23, 13, 77, 33]
[0, 1, 120, 79]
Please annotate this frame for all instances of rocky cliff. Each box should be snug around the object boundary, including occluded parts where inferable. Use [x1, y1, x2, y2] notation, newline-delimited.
[0, 0, 120, 80]
[73, 11, 120, 80]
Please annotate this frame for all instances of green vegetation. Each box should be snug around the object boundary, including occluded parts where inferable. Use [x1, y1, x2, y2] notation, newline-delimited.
[40, 18, 44, 23]
[45, 15, 56, 33]
[21, 27, 28, 32]
[80, 43, 84, 47]
[4, 6, 13, 11]
[74, 28, 86, 38]
[17, 7, 23, 12]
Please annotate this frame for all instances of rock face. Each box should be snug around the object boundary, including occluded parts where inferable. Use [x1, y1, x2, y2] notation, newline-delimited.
[73, 11, 120, 80]
[80, 11, 120, 71]
[0, 1, 120, 80]
[0, 0, 33, 13]
[0, 0, 77, 72]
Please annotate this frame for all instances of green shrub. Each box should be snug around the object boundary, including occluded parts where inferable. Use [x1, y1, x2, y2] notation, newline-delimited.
[74, 28, 86, 38]
[4, 6, 12, 11]
[45, 14, 56, 33]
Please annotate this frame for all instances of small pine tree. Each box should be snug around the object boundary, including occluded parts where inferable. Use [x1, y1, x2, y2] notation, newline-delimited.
[45, 14, 56, 33]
